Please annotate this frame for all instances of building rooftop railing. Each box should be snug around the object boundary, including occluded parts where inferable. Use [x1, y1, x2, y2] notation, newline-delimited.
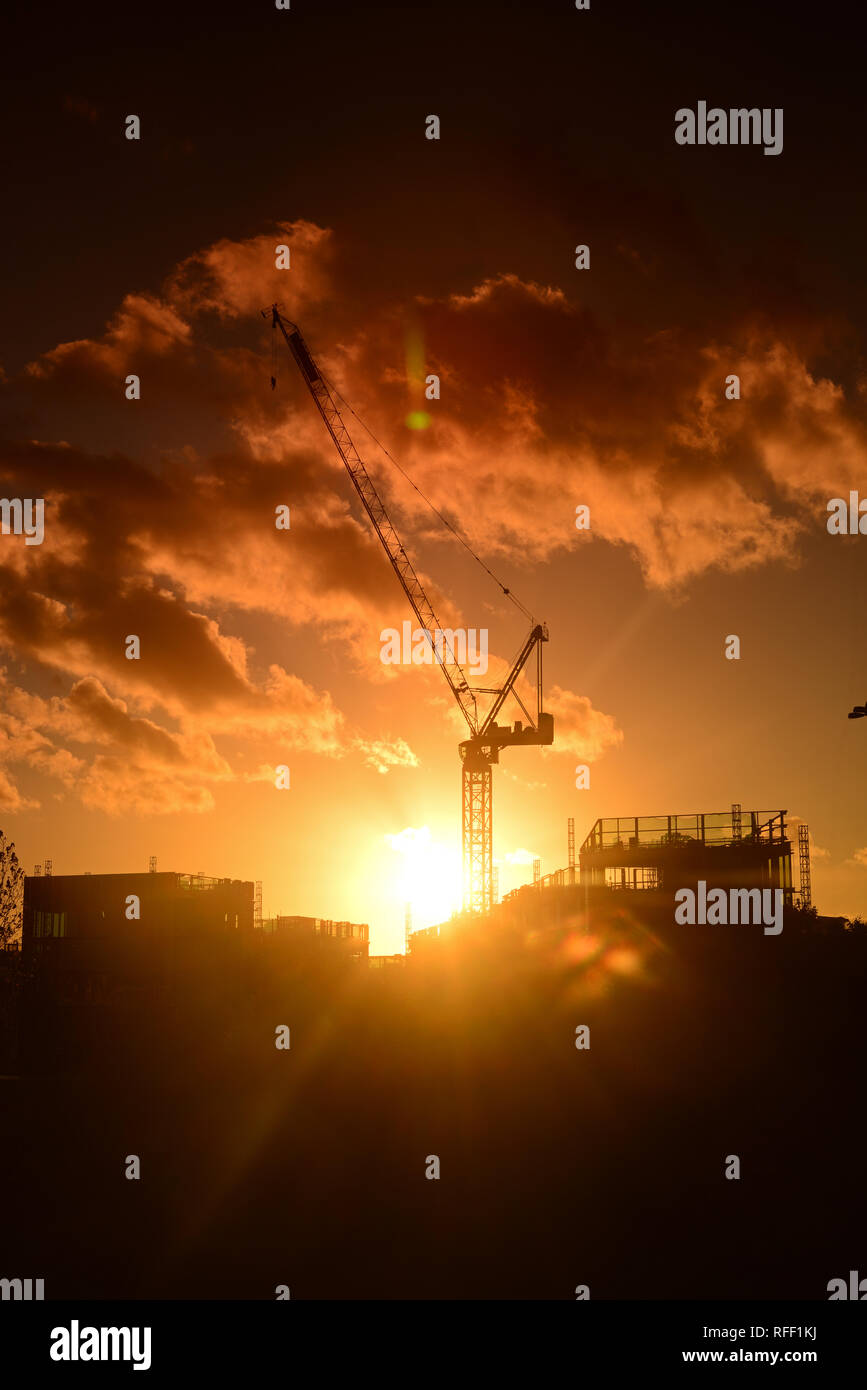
[581, 810, 788, 854]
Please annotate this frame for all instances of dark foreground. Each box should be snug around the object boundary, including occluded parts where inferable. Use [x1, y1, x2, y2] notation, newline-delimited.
[2, 909, 865, 1300]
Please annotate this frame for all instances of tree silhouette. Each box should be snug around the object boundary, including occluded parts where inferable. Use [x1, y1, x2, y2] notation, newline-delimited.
[0, 831, 24, 947]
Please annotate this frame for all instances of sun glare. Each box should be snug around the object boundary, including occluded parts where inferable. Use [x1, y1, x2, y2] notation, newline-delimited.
[385, 826, 462, 930]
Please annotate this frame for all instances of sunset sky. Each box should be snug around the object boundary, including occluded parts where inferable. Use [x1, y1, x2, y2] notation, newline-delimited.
[2, 0, 866, 952]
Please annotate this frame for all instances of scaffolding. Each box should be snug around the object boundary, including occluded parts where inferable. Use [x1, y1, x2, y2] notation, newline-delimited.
[798, 824, 812, 909]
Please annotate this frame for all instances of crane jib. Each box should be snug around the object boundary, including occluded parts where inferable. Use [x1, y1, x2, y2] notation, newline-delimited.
[289, 331, 321, 384]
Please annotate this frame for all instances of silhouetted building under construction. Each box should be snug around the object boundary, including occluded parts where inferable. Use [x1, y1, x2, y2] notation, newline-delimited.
[411, 806, 801, 947]
[261, 915, 369, 964]
[579, 807, 795, 910]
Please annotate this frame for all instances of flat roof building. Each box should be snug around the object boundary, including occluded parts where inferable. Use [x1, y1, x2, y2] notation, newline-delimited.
[23, 872, 253, 964]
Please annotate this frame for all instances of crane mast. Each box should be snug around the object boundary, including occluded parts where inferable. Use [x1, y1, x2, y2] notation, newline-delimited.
[266, 305, 553, 915]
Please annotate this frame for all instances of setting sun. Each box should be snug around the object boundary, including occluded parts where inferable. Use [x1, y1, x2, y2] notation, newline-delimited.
[385, 826, 462, 934]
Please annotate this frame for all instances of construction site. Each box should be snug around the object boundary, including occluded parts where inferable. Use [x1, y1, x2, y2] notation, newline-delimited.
[5, 791, 862, 1302]
[3, 310, 863, 1306]
[263, 312, 823, 955]
[406, 804, 818, 955]
[17, 302, 828, 973]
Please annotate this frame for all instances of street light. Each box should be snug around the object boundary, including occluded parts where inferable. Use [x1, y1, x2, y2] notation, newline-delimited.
[847, 702, 867, 719]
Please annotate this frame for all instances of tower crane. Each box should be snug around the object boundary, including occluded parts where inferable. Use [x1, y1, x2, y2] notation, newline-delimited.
[265, 305, 553, 913]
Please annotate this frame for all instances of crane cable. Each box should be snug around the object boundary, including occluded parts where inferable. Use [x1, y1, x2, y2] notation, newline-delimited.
[269, 312, 540, 720]
[270, 314, 532, 620]
[316, 368, 534, 623]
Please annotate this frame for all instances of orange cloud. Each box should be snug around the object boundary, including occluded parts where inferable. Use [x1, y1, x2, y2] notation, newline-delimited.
[543, 685, 624, 761]
[5, 220, 864, 818]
